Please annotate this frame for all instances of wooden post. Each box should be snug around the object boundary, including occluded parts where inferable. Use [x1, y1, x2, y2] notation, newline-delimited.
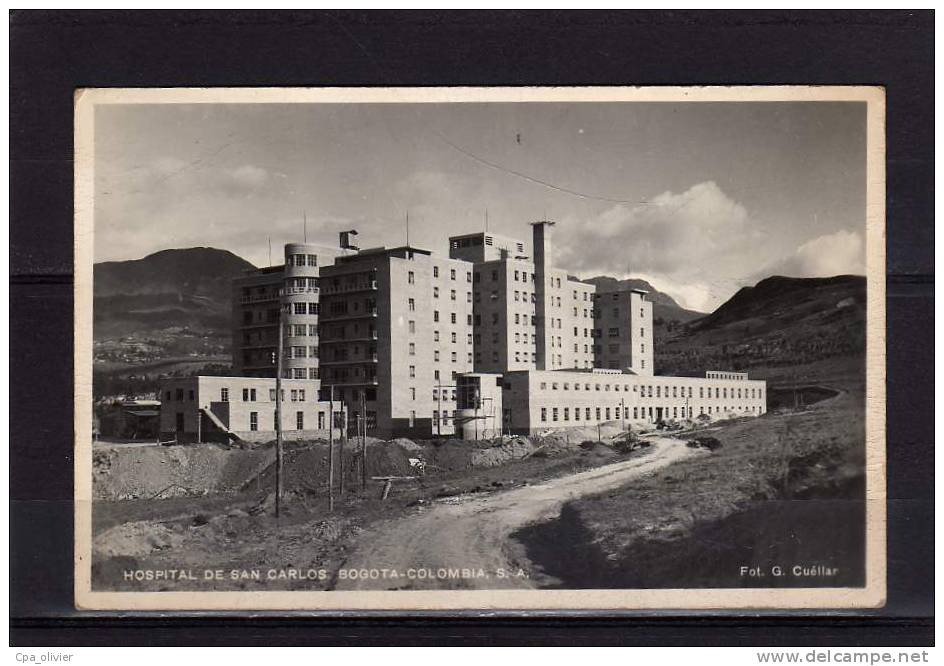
[360, 392, 368, 491]
[275, 306, 284, 518]
[328, 385, 335, 511]
[338, 389, 345, 497]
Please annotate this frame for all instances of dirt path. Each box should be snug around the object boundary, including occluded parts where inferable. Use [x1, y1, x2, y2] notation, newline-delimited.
[333, 436, 693, 590]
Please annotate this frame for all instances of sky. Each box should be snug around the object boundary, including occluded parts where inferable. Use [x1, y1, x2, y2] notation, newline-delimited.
[94, 100, 866, 312]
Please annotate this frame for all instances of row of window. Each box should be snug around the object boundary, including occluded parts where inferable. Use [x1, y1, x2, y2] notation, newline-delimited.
[289, 253, 319, 267]
[292, 302, 320, 315]
[165, 387, 311, 403]
[286, 324, 319, 337]
[538, 404, 761, 423]
[248, 409, 324, 432]
[429, 266, 472, 282]
[535, 380, 763, 400]
[432, 286, 472, 302]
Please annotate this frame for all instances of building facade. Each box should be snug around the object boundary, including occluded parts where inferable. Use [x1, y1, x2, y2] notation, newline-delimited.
[502, 368, 766, 435]
[216, 226, 767, 441]
[232, 242, 337, 379]
[158, 375, 346, 444]
[318, 246, 475, 439]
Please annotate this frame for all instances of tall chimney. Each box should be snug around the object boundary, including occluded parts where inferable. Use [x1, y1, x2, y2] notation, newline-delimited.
[531, 220, 555, 370]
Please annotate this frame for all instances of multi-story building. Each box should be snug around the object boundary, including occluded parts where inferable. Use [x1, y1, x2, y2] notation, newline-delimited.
[592, 287, 654, 374]
[211, 226, 767, 442]
[502, 368, 766, 435]
[454, 223, 597, 374]
[318, 245, 474, 439]
[158, 375, 346, 444]
[232, 242, 337, 379]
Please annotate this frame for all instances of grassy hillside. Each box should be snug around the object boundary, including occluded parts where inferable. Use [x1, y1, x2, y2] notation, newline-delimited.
[656, 275, 866, 388]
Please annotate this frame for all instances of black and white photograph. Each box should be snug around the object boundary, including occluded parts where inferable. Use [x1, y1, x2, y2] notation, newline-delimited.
[73, 87, 885, 610]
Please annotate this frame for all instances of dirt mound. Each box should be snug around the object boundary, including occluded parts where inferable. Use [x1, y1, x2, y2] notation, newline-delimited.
[422, 440, 474, 473]
[389, 437, 422, 452]
[93, 520, 186, 558]
[93, 444, 272, 500]
[470, 437, 535, 467]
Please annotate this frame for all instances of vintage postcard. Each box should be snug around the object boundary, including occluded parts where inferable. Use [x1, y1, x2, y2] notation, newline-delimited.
[74, 86, 886, 611]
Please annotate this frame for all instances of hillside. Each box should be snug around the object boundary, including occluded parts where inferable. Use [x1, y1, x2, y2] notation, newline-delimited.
[656, 275, 866, 387]
[94, 247, 254, 336]
[583, 275, 704, 326]
[93, 248, 255, 395]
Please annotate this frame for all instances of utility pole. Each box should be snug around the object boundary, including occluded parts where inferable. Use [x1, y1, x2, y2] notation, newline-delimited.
[360, 392, 368, 491]
[338, 387, 345, 497]
[328, 384, 335, 511]
[436, 379, 442, 437]
[274, 305, 284, 518]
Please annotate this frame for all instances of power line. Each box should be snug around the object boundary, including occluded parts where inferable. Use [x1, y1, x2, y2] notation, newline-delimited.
[433, 130, 653, 206]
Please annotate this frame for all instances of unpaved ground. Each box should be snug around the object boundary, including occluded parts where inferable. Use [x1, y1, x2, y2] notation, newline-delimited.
[333, 436, 691, 590]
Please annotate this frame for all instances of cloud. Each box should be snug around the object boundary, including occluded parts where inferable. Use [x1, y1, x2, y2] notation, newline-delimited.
[555, 181, 766, 278]
[552, 181, 774, 311]
[759, 229, 865, 278]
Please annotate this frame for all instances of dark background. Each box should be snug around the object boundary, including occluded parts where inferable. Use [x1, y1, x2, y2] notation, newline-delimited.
[10, 10, 934, 646]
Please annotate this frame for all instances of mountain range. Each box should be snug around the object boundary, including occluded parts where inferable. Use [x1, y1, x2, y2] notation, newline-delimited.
[93, 247, 866, 392]
[94, 247, 255, 339]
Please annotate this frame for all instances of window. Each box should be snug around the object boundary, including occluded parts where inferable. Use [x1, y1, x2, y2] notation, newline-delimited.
[574, 408, 581, 421]
[451, 331, 457, 343]
[408, 298, 415, 311]
[434, 310, 440, 322]
[451, 312, 457, 324]
[296, 411, 304, 430]
[466, 271, 472, 282]
[175, 388, 184, 401]
[640, 327, 645, 338]
[242, 388, 250, 401]
[307, 254, 317, 266]
[450, 289, 456, 300]
[433, 266, 439, 278]
[433, 286, 439, 298]
[434, 351, 440, 362]
[294, 303, 306, 315]
[552, 407, 559, 422]
[220, 388, 229, 402]
[563, 407, 570, 421]
[249, 412, 258, 432]
[409, 365, 416, 378]
[450, 268, 456, 280]
[410, 387, 416, 400]
[408, 271, 415, 284]
[409, 320, 416, 333]
[409, 342, 416, 355]
[434, 330, 440, 342]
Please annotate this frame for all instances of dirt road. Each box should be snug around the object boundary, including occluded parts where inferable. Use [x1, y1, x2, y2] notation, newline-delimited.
[333, 436, 693, 590]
